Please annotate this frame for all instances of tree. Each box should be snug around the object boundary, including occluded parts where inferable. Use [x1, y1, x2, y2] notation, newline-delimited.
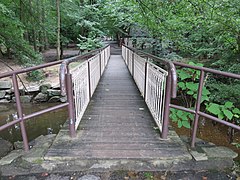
[56, 0, 61, 60]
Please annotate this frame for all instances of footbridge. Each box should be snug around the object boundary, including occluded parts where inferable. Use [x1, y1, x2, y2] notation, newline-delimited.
[0, 43, 239, 171]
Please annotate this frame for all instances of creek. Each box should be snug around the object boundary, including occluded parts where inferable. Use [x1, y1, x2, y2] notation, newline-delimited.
[0, 103, 67, 143]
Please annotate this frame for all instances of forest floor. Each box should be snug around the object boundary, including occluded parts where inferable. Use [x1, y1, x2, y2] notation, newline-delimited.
[0, 48, 79, 89]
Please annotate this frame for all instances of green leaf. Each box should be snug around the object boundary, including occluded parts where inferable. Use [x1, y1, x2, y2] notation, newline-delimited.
[234, 114, 239, 118]
[233, 108, 240, 114]
[206, 103, 221, 115]
[187, 90, 194, 95]
[201, 95, 209, 103]
[188, 113, 194, 120]
[182, 121, 191, 128]
[218, 112, 224, 120]
[223, 109, 233, 120]
[178, 70, 191, 80]
[224, 101, 234, 109]
[202, 87, 211, 95]
[186, 82, 198, 91]
[177, 120, 183, 128]
[177, 110, 183, 117]
[178, 82, 186, 90]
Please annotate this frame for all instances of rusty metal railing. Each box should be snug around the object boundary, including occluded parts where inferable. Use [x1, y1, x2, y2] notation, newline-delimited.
[60, 45, 110, 133]
[0, 45, 110, 152]
[122, 45, 177, 139]
[0, 60, 66, 151]
[172, 62, 240, 147]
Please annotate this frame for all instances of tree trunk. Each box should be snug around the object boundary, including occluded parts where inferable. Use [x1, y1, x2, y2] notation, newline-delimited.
[42, 0, 49, 50]
[56, 0, 61, 60]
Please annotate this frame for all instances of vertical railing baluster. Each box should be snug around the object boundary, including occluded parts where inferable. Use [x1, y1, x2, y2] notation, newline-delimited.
[191, 70, 205, 148]
[99, 50, 102, 76]
[87, 60, 91, 99]
[144, 60, 149, 100]
[132, 52, 135, 77]
[12, 74, 29, 151]
[66, 73, 76, 137]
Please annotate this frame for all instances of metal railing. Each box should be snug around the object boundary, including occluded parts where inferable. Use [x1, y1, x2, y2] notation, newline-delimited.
[0, 45, 110, 151]
[60, 45, 110, 131]
[0, 60, 66, 151]
[122, 45, 177, 138]
[171, 62, 240, 147]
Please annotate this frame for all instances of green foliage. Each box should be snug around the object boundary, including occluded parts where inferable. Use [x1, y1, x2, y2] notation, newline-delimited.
[177, 62, 210, 107]
[0, 1, 42, 63]
[143, 172, 153, 180]
[170, 109, 192, 128]
[130, 0, 240, 61]
[171, 62, 210, 128]
[206, 101, 240, 124]
[26, 70, 44, 82]
[77, 34, 103, 52]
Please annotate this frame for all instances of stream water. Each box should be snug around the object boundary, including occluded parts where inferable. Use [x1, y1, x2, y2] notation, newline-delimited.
[0, 103, 67, 143]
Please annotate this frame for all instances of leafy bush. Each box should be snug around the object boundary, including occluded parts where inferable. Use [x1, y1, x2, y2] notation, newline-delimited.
[26, 70, 44, 82]
[206, 101, 240, 125]
[77, 33, 103, 52]
[170, 62, 210, 128]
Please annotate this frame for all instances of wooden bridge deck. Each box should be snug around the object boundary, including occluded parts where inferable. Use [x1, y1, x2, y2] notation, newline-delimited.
[45, 55, 191, 169]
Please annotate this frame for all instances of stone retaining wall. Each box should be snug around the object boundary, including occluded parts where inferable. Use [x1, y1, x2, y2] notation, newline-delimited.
[0, 81, 67, 103]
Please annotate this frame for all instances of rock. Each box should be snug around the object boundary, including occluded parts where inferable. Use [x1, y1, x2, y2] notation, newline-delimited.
[40, 84, 52, 94]
[0, 138, 13, 158]
[0, 150, 24, 165]
[4, 94, 12, 100]
[12, 95, 33, 103]
[0, 81, 12, 90]
[0, 90, 6, 98]
[5, 89, 13, 94]
[0, 99, 10, 103]
[25, 86, 39, 93]
[14, 141, 24, 150]
[33, 93, 48, 102]
[46, 174, 69, 180]
[60, 96, 67, 103]
[78, 175, 101, 180]
[48, 96, 60, 103]
[47, 89, 61, 96]
[190, 150, 208, 161]
[202, 146, 238, 159]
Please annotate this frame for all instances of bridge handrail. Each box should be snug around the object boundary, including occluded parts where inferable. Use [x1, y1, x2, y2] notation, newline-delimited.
[122, 45, 177, 98]
[171, 61, 240, 147]
[59, 45, 110, 96]
[0, 59, 66, 151]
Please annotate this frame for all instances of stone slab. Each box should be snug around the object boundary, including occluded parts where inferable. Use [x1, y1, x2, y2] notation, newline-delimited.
[0, 150, 24, 165]
[202, 146, 238, 159]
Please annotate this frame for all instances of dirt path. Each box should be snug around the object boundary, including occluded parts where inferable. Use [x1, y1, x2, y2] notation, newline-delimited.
[0, 48, 80, 89]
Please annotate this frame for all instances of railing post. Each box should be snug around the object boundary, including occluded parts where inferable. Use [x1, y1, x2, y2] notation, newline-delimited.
[87, 60, 92, 99]
[191, 70, 205, 148]
[12, 74, 29, 151]
[66, 73, 76, 137]
[144, 60, 149, 100]
[161, 72, 172, 139]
